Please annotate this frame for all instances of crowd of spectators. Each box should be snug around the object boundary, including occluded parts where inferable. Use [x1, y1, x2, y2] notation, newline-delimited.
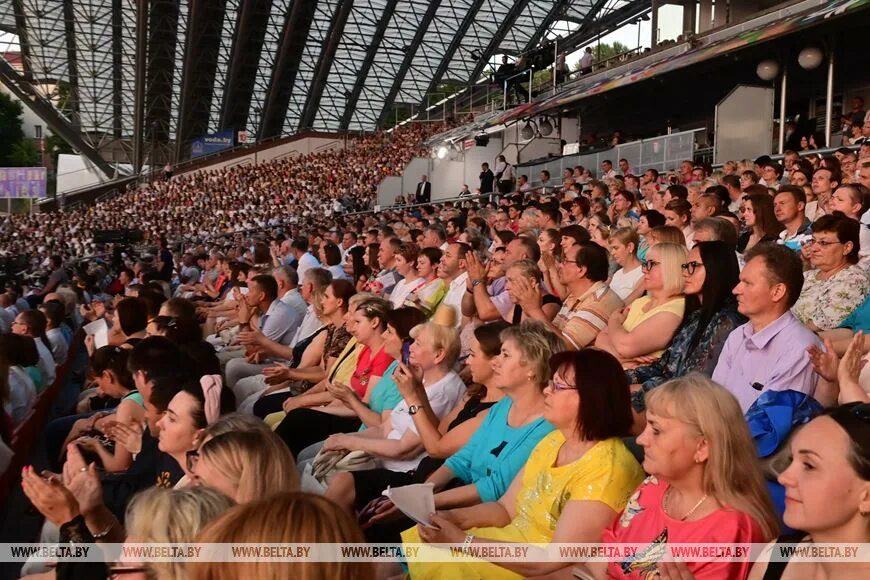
[0, 123, 443, 268]
[1, 126, 870, 579]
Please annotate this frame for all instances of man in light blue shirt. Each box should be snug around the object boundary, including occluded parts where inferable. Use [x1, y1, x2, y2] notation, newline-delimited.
[225, 274, 301, 398]
[275, 265, 307, 320]
[712, 244, 820, 412]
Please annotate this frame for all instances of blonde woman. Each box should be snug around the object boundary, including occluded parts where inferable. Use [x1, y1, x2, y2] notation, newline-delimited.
[23, 485, 235, 580]
[188, 427, 300, 503]
[595, 242, 687, 368]
[190, 492, 374, 580]
[578, 374, 778, 579]
[323, 306, 466, 512]
[647, 225, 686, 247]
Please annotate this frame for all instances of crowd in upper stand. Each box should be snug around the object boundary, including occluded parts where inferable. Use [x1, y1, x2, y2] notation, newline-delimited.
[1, 124, 869, 580]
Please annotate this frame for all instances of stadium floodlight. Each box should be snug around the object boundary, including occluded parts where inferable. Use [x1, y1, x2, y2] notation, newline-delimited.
[756, 60, 779, 81]
[436, 145, 449, 159]
[538, 117, 553, 137]
[520, 121, 535, 140]
[798, 47, 823, 70]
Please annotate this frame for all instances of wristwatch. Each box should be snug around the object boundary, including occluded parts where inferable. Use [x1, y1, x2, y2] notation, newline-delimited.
[408, 404, 422, 415]
[471, 278, 483, 287]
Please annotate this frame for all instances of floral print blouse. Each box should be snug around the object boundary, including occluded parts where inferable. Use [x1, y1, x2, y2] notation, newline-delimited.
[792, 265, 870, 331]
[625, 302, 746, 410]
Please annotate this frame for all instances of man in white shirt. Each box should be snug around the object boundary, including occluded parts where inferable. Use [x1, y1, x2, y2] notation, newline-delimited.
[290, 237, 321, 282]
[600, 160, 617, 180]
[437, 243, 470, 327]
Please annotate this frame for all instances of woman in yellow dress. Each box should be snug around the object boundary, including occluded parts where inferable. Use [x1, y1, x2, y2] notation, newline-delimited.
[402, 347, 645, 579]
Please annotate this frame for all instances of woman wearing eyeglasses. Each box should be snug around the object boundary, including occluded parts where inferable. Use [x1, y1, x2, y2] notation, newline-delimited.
[793, 213, 870, 332]
[749, 403, 870, 580]
[595, 242, 687, 369]
[403, 348, 643, 580]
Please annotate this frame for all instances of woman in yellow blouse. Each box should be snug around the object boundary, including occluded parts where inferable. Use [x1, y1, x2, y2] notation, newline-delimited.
[595, 242, 687, 368]
[403, 348, 645, 580]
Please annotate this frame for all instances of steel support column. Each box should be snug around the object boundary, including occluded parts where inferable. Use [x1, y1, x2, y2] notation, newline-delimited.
[0, 57, 116, 178]
[175, 0, 226, 161]
[412, 0, 486, 119]
[60, 0, 81, 128]
[258, 0, 318, 140]
[375, 0, 443, 128]
[219, 0, 272, 132]
[337, 0, 400, 131]
[132, 0, 148, 176]
[297, 0, 355, 131]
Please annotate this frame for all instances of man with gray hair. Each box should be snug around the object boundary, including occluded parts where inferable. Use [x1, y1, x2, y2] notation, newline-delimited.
[274, 265, 306, 319]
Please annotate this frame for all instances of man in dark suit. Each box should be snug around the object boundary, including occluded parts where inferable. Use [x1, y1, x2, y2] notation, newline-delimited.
[415, 175, 431, 204]
[479, 163, 495, 194]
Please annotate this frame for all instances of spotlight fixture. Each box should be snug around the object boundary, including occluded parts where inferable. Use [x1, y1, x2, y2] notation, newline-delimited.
[538, 117, 553, 137]
[520, 121, 535, 140]
[756, 59, 779, 81]
[797, 47, 823, 70]
[436, 145, 448, 159]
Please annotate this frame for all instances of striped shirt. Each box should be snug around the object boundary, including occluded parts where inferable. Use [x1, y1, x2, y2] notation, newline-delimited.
[553, 282, 624, 349]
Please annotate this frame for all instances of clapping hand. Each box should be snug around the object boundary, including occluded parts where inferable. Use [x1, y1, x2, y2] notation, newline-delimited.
[263, 363, 292, 385]
[509, 275, 542, 311]
[838, 331, 867, 393]
[104, 420, 144, 455]
[392, 362, 424, 401]
[326, 381, 358, 405]
[807, 338, 839, 382]
[465, 251, 486, 283]
[21, 467, 80, 527]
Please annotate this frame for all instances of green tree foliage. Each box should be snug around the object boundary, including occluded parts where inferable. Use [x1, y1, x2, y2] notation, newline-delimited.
[0, 91, 27, 165]
[8, 139, 40, 166]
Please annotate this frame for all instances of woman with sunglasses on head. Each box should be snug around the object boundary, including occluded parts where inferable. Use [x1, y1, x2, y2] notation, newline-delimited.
[188, 418, 299, 503]
[576, 374, 778, 580]
[748, 403, 870, 580]
[625, 241, 745, 432]
[595, 242, 687, 369]
[404, 348, 643, 580]
[793, 213, 869, 332]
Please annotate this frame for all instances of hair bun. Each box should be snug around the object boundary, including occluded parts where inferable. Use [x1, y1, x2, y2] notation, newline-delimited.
[431, 304, 457, 328]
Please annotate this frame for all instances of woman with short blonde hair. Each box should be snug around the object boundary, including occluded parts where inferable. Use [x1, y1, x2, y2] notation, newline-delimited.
[595, 242, 687, 368]
[190, 492, 374, 580]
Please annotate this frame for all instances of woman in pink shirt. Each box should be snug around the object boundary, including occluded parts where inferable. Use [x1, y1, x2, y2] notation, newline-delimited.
[577, 374, 778, 579]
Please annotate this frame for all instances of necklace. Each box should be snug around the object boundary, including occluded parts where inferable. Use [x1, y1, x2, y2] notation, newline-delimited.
[664, 487, 708, 521]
